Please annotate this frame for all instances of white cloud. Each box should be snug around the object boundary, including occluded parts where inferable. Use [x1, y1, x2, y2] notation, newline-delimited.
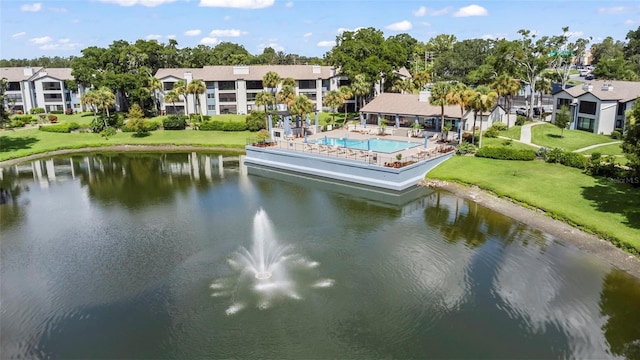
[625, 19, 637, 25]
[199, 0, 274, 9]
[11, 32, 26, 38]
[337, 27, 364, 34]
[413, 6, 427, 17]
[145, 34, 163, 40]
[453, 4, 488, 17]
[40, 42, 82, 51]
[59, 38, 70, 43]
[430, 7, 452, 16]
[419, 21, 431, 27]
[317, 40, 335, 47]
[386, 20, 412, 31]
[184, 29, 202, 36]
[49, 7, 68, 12]
[285, 1, 293, 8]
[200, 37, 218, 45]
[598, 6, 626, 14]
[304, 32, 312, 38]
[21, 3, 42, 12]
[223, 15, 231, 20]
[167, 34, 176, 39]
[258, 42, 284, 51]
[98, 0, 176, 6]
[29, 36, 53, 44]
[209, 29, 246, 37]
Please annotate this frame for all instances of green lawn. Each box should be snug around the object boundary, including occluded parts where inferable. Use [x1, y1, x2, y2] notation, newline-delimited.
[0, 128, 249, 162]
[498, 125, 522, 140]
[428, 156, 640, 254]
[580, 143, 624, 156]
[531, 123, 614, 151]
[480, 137, 538, 150]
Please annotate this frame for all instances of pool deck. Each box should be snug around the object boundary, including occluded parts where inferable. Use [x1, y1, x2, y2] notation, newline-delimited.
[244, 126, 456, 191]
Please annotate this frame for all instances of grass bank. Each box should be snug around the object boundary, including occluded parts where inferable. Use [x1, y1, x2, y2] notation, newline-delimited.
[428, 156, 640, 255]
[531, 123, 614, 150]
[0, 128, 250, 162]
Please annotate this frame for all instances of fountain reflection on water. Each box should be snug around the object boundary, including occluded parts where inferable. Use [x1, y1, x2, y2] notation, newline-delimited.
[211, 208, 334, 315]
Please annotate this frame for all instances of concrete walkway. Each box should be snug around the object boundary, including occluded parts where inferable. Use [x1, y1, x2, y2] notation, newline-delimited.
[574, 141, 622, 153]
[519, 121, 545, 144]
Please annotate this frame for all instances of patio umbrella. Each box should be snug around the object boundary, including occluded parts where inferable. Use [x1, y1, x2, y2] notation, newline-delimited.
[324, 135, 328, 145]
[360, 113, 365, 128]
[424, 137, 428, 149]
[395, 114, 399, 128]
[267, 113, 273, 141]
[305, 113, 310, 127]
[304, 132, 308, 143]
[367, 139, 370, 151]
[314, 111, 319, 133]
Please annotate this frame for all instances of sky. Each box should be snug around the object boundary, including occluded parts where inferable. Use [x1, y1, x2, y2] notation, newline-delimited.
[1, 0, 639, 60]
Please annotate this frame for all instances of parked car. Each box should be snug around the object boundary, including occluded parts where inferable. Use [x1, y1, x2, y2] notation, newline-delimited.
[515, 107, 528, 116]
[585, 74, 595, 80]
[579, 69, 590, 77]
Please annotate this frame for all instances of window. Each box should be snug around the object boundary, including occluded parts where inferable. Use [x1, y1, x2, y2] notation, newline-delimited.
[45, 104, 63, 112]
[617, 102, 626, 116]
[163, 82, 175, 91]
[207, 93, 216, 99]
[298, 80, 315, 89]
[44, 93, 63, 102]
[43, 82, 61, 91]
[5, 93, 22, 102]
[300, 92, 316, 101]
[246, 92, 258, 102]
[219, 105, 237, 114]
[7, 82, 20, 91]
[557, 98, 572, 109]
[246, 80, 263, 90]
[218, 81, 235, 90]
[218, 93, 236, 102]
[73, 103, 81, 109]
[578, 100, 596, 115]
[576, 117, 595, 132]
[206, 81, 215, 90]
[207, 105, 216, 111]
[322, 79, 330, 90]
[338, 79, 351, 87]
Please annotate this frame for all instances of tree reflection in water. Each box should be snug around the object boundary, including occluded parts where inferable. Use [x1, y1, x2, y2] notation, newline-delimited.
[599, 269, 640, 359]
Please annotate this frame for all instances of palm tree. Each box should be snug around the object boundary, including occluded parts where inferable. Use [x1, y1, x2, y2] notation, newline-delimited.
[470, 85, 498, 147]
[323, 90, 343, 125]
[254, 91, 275, 129]
[535, 74, 552, 113]
[187, 79, 206, 122]
[277, 84, 296, 111]
[338, 85, 353, 121]
[412, 70, 431, 91]
[163, 90, 180, 115]
[81, 89, 99, 123]
[282, 77, 296, 88]
[147, 76, 162, 115]
[392, 78, 414, 94]
[290, 94, 314, 137]
[262, 71, 280, 110]
[446, 82, 472, 143]
[351, 74, 370, 111]
[430, 81, 453, 134]
[490, 74, 521, 126]
[173, 80, 188, 116]
[96, 87, 115, 119]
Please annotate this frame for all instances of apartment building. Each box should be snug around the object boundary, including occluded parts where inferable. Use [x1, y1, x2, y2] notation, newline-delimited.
[552, 80, 640, 135]
[154, 65, 347, 116]
[0, 67, 84, 114]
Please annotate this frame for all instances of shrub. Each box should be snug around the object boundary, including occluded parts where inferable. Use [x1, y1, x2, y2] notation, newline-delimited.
[475, 146, 536, 161]
[48, 115, 58, 123]
[491, 122, 507, 131]
[515, 115, 526, 126]
[127, 117, 148, 136]
[30, 107, 45, 114]
[246, 110, 266, 132]
[535, 147, 550, 160]
[13, 115, 34, 122]
[455, 142, 477, 155]
[100, 126, 116, 139]
[163, 115, 187, 130]
[222, 121, 247, 131]
[501, 139, 513, 146]
[199, 120, 224, 131]
[590, 152, 602, 162]
[484, 127, 499, 138]
[610, 130, 622, 140]
[50, 110, 64, 114]
[127, 103, 145, 119]
[65, 107, 74, 115]
[10, 118, 27, 128]
[39, 122, 80, 133]
[256, 129, 270, 143]
[544, 147, 588, 169]
[16, 110, 23, 115]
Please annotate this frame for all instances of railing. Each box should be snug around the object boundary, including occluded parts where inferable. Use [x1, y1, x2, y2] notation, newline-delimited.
[258, 140, 454, 167]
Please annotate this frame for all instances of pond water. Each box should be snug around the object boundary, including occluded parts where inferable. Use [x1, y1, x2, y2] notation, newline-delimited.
[1, 152, 639, 359]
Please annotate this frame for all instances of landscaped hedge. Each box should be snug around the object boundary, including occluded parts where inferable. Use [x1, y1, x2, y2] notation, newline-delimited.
[30, 107, 45, 114]
[545, 148, 589, 169]
[50, 110, 64, 114]
[475, 146, 536, 160]
[121, 119, 161, 132]
[39, 122, 80, 133]
[163, 115, 187, 130]
[199, 120, 247, 131]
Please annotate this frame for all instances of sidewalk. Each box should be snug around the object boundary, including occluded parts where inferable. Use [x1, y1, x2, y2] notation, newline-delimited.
[573, 141, 622, 153]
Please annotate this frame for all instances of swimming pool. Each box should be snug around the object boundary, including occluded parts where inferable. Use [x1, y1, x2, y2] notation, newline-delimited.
[314, 137, 420, 153]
